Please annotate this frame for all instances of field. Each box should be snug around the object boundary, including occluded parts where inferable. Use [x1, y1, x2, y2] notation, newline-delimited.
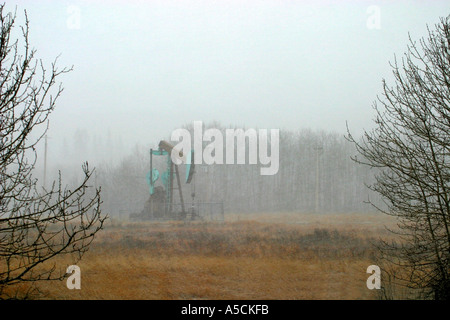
[31, 212, 396, 300]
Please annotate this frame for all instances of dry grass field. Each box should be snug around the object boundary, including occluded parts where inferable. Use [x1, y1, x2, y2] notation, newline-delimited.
[17, 212, 398, 300]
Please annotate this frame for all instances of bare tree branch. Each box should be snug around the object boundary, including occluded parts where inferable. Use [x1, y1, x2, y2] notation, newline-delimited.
[0, 4, 106, 299]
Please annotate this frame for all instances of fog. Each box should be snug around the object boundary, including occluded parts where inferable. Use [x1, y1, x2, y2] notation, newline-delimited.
[5, 0, 449, 216]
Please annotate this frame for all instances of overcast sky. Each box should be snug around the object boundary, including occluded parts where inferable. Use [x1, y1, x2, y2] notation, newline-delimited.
[4, 0, 450, 167]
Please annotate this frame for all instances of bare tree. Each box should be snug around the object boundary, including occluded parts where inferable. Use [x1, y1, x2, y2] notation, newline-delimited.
[347, 16, 450, 299]
[0, 5, 106, 299]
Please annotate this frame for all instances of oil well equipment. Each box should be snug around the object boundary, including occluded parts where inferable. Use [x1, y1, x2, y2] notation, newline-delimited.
[130, 140, 224, 221]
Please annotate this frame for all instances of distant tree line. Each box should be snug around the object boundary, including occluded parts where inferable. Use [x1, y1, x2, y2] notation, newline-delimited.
[93, 124, 380, 217]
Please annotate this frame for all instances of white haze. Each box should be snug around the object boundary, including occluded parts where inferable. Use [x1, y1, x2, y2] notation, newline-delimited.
[3, 0, 449, 182]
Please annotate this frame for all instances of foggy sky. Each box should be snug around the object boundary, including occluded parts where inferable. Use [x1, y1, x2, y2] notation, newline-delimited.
[4, 0, 450, 168]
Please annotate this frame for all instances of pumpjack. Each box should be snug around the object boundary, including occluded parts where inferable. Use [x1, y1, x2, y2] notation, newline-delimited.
[130, 140, 198, 220]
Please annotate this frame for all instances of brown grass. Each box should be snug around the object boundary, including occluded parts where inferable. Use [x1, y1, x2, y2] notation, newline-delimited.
[14, 212, 397, 300]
